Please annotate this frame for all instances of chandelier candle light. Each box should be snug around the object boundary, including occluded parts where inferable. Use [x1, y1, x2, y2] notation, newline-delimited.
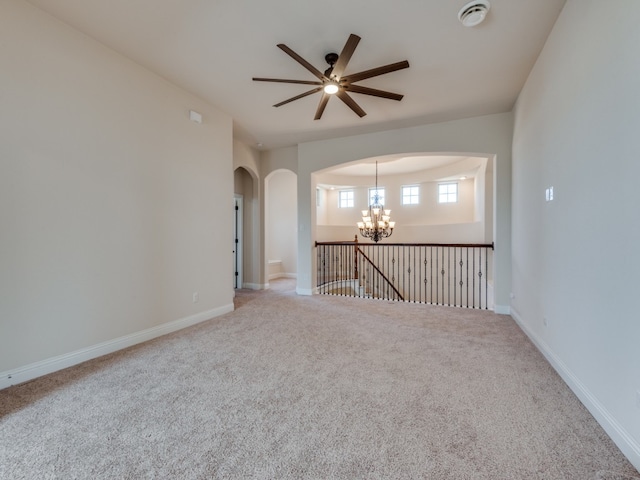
[357, 161, 395, 242]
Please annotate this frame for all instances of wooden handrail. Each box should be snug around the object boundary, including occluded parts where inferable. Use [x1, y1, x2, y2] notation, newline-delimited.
[316, 238, 493, 309]
[356, 247, 404, 301]
[317, 241, 494, 249]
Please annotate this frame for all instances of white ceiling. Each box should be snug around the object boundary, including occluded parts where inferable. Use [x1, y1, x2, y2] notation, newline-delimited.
[315, 154, 486, 189]
[25, 0, 566, 150]
[326, 155, 472, 177]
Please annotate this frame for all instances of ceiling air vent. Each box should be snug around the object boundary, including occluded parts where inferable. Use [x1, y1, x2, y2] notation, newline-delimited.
[458, 0, 490, 27]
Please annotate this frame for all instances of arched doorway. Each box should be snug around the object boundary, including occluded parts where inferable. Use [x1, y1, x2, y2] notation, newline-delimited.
[233, 166, 255, 289]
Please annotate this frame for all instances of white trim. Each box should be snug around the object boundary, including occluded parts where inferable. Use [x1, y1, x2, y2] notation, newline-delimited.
[0, 304, 233, 391]
[511, 307, 640, 471]
[494, 304, 511, 315]
[233, 195, 243, 290]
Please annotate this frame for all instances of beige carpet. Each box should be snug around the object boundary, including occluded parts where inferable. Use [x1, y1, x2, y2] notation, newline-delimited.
[1, 279, 638, 479]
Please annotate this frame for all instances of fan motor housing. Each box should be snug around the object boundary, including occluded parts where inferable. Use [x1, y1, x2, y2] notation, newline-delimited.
[325, 53, 339, 66]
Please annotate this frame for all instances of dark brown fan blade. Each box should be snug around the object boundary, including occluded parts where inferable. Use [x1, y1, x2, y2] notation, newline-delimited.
[331, 34, 361, 79]
[253, 77, 322, 86]
[277, 44, 328, 81]
[342, 84, 404, 101]
[342, 60, 410, 84]
[336, 90, 366, 117]
[314, 93, 330, 120]
[273, 87, 323, 107]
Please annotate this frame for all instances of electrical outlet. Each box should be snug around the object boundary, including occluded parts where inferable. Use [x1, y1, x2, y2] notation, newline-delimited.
[636, 390, 640, 409]
[192, 292, 199, 303]
[543, 316, 548, 327]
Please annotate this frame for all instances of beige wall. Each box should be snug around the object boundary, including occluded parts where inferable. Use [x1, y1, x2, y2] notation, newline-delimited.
[296, 113, 512, 306]
[265, 170, 297, 276]
[511, 0, 640, 468]
[0, 0, 233, 378]
[320, 177, 477, 228]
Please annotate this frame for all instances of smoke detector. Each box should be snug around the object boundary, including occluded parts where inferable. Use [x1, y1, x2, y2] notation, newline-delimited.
[458, 1, 490, 27]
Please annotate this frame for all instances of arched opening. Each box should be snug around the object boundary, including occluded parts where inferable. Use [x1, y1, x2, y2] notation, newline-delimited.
[265, 169, 298, 283]
[314, 153, 492, 244]
[312, 152, 496, 309]
[233, 166, 256, 289]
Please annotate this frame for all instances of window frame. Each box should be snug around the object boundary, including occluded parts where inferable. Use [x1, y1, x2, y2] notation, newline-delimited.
[401, 185, 420, 205]
[338, 189, 355, 208]
[438, 182, 458, 204]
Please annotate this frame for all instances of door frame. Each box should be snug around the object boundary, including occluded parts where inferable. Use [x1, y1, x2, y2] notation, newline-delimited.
[233, 195, 243, 289]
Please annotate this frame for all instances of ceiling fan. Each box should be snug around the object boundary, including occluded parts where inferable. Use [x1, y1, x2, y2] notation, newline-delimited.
[253, 34, 409, 120]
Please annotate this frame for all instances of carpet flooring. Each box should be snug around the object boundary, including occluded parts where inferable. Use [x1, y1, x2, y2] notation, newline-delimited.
[1, 279, 638, 479]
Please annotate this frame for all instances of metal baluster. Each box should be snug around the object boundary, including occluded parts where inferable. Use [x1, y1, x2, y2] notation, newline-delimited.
[385, 247, 395, 300]
[423, 248, 428, 304]
[441, 247, 445, 306]
[459, 249, 464, 308]
[472, 247, 476, 308]
[430, 247, 433, 305]
[447, 247, 451, 306]
[341, 243, 344, 295]
[478, 248, 483, 309]
[347, 243, 350, 297]
[419, 247, 423, 304]
[453, 247, 457, 307]
[412, 246, 416, 303]
[345, 243, 349, 296]
[339, 244, 342, 293]
[485, 247, 489, 309]
[388, 244, 392, 300]
[466, 248, 469, 308]
[407, 246, 411, 302]
[375, 244, 379, 299]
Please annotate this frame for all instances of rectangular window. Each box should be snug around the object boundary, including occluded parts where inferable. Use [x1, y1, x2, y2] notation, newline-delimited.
[438, 182, 458, 203]
[339, 190, 354, 208]
[402, 185, 419, 205]
[368, 187, 385, 206]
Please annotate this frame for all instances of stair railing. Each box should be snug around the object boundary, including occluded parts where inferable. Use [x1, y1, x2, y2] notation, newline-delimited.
[316, 236, 494, 309]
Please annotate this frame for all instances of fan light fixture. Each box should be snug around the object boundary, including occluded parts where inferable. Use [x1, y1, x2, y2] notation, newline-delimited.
[324, 81, 339, 94]
[458, 0, 490, 27]
[357, 161, 395, 243]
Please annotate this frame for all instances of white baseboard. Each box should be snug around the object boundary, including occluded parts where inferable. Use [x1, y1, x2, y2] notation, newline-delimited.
[0, 303, 234, 391]
[510, 307, 640, 472]
[494, 304, 511, 315]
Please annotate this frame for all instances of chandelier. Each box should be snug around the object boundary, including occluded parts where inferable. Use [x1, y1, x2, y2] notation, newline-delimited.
[357, 161, 395, 242]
